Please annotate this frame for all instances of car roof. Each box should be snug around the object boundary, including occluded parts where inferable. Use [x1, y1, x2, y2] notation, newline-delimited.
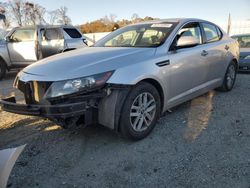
[133, 18, 210, 25]
[13, 25, 77, 30]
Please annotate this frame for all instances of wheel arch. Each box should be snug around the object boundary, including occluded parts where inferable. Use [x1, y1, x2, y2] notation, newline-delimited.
[137, 78, 165, 113]
[231, 58, 239, 70]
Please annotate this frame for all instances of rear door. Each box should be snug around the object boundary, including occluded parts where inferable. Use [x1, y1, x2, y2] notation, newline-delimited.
[200, 22, 227, 82]
[40, 28, 64, 58]
[7, 28, 37, 64]
[167, 22, 208, 105]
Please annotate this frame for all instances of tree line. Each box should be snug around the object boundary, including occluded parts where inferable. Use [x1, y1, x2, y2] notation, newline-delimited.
[0, 1, 157, 33]
[80, 14, 156, 33]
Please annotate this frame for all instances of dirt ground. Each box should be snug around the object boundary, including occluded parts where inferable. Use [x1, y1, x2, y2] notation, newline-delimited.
[0, 71, 250, 188]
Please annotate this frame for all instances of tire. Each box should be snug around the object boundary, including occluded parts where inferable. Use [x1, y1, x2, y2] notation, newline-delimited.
[0, 61, 6, 80]
[119, 82, 161, 140]
[217, 61, 237, 92]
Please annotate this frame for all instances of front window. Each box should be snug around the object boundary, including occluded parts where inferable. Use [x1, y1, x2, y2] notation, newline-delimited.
[95, 22, 177, 48]
[177, 22, 202, 44]
[10, 29, 35, 42]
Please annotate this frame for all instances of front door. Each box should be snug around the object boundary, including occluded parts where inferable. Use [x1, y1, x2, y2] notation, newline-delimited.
[7, 28, 37, 64]
[167, 22, 208, 106]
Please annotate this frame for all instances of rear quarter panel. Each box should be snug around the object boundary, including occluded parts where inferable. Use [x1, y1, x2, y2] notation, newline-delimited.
[224, 35, 240, 66]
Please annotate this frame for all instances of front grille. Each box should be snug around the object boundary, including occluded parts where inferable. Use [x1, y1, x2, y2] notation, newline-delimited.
[18, 80, 52, 104]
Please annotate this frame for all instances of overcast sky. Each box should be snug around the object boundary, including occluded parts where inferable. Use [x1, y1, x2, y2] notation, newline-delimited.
[16, 0, 250, 25]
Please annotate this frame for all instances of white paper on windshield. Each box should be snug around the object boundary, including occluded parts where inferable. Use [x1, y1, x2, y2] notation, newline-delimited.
[151, 23, 173, 28]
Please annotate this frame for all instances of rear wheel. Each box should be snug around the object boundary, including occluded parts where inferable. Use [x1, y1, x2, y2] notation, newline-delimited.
[217, 61, 237, 92]
[0, 61, 6, 80]
[120, 82, 161, 140]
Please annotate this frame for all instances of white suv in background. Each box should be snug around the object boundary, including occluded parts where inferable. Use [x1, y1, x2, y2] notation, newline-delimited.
[0, 25, 88, 80]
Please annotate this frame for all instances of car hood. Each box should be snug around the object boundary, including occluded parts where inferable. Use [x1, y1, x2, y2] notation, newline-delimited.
[22, 47, 156, 82]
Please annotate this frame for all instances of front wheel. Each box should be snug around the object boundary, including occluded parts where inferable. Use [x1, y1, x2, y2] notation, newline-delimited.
[217, 61, 237, 92]
[119, 82, 161, 140]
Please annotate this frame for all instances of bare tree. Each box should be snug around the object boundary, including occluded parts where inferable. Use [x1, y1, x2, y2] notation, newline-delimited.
[24, 2, 46, 25]
[8, 0, 24, 26]
[131, 13, 140, 21]
[109, 14, 117, 23]
[6, 0, 46, 26]
[102, 14, 117, 25]
[1, 1, 74, 27]
[47, 10, 58, 25]
[56, 6, 71, 25]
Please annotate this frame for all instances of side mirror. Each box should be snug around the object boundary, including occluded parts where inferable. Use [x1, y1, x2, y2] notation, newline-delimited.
[5, 36, 11, 42]
[177, 36, 199, 48]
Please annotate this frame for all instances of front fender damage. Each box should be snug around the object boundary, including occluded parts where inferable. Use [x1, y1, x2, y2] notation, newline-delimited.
[98, 84, 131, 131]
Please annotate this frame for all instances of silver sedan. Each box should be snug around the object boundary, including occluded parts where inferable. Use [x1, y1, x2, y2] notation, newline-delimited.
[0, 18, 239, 140]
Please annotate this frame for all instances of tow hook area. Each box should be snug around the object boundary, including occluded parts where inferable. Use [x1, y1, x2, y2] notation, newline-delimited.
[52, 108, 98, 129]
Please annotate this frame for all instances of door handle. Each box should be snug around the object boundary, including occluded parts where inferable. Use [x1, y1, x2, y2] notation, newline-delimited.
[201, 50, 208, 56]
[156, 60, 170, 67]
[225, 45, 230, 50]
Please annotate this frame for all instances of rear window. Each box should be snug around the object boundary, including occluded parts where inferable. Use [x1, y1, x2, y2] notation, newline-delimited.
[63, 28, 82, 38]
[202, 23, 220, 43]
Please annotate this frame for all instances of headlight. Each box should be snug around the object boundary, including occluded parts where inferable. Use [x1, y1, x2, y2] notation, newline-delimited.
[44, 71, 113, 98]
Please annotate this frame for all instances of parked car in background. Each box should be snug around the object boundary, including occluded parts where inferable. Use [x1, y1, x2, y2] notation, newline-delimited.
[0, 25, 88, 80]
[0, 18, 239, 140]
[231, 34, 250, 71]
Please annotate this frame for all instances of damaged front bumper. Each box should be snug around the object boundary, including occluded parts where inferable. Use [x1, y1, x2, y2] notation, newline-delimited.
[0, 84, 131, 130]
[0, 96, 89, 119]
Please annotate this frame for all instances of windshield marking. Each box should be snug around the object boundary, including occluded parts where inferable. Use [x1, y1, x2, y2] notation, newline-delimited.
[151, 23, 173, 28]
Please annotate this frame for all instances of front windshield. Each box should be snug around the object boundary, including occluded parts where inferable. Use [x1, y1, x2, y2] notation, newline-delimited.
[232, 35, 250, 48]
[95, 22, 177, 48]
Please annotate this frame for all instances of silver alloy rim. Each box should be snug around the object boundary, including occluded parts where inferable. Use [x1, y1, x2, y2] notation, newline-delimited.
[226, 65, 236, 89]
[130, 92, 156, 132]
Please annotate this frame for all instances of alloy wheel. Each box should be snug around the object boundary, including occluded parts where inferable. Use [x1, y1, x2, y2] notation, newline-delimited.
[130, 92, 156, 132]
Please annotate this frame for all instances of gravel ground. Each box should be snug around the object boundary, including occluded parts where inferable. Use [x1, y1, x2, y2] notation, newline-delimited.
[0, 71, 250, 188]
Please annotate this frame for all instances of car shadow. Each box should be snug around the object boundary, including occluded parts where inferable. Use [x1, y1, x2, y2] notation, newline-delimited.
[0, 116, 124, 150]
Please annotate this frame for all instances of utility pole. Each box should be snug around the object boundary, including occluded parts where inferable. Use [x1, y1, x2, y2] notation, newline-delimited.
[227, 13, 231, 35]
